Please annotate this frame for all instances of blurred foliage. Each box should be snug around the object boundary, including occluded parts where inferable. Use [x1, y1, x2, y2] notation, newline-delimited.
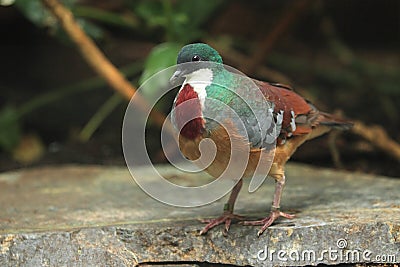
[0, 106, 20, 152]
[14, 0, 104, 40]
[11, 0, 224, 80]
[133, 0, 223, 43]
[0, 0, 224, 153]
[139, 42, 181, 107]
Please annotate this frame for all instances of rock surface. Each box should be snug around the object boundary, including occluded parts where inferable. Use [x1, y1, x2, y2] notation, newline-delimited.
[0, 164, 399, 266]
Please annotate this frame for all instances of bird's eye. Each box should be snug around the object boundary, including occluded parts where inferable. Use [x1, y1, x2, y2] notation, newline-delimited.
[191, 55, 201, 62]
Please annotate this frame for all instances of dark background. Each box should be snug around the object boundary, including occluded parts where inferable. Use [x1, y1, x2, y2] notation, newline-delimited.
[0, 0, 399, 176]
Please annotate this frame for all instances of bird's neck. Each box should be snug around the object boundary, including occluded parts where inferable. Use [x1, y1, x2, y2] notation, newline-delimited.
[183, 68, 213, 108]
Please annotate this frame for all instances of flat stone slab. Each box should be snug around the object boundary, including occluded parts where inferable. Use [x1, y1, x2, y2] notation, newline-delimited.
[0, 164, 399, 266]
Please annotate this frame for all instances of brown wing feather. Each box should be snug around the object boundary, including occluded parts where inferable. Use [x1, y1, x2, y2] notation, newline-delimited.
[253, 80, 313, 136]
[253, 79, 352, 140]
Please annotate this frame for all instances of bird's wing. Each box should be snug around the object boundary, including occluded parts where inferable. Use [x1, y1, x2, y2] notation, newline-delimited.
[253, 80, 314, 137]
[253, 79, 352, 142]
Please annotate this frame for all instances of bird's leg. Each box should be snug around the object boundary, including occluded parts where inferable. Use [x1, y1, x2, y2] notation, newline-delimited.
[243, 174, 295, 236]
[200, 179, 244, 235]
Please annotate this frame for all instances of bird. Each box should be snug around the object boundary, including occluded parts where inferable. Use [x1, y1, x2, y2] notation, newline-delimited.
[169, 43, 352, 236]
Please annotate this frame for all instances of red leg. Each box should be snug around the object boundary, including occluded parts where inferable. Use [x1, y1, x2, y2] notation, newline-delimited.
[243, 174, 295, 236]
[200, 179, 244, 235]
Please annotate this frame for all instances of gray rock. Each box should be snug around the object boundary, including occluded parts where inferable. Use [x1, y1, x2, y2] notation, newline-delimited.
[0, 164, 399, 266]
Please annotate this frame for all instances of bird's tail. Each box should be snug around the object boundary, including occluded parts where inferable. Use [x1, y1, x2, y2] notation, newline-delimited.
[318, 112, 353, 130]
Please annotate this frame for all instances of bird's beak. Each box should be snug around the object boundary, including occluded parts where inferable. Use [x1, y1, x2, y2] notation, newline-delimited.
[169, 69, 186, 86]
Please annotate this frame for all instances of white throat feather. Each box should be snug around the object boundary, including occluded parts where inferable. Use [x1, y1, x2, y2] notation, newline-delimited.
[182, 68, 213, 109]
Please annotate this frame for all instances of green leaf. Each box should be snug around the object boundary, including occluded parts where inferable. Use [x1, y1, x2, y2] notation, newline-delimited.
[140, 42, 181, 85]
[14, 0, 54, 27]
[0, 106, 21, 152]
[134, 1, 165, 28]
[139, 42, 181, 109]
[133, 0, 224, 43]
[15, 0, 104, 40]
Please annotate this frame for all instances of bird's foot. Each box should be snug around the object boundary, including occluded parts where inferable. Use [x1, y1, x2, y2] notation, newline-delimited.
[242, 209, 295, 236]
[199, 212, 245, 236]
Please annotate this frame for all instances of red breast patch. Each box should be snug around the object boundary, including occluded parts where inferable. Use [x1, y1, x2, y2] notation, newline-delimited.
[174, 84, 205, 139]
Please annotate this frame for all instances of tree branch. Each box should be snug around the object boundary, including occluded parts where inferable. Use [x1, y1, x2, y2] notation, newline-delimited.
[352, 121, 400, 162]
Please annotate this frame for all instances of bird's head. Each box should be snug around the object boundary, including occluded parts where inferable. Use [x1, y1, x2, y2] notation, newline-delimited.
[177, 43, 223, 64]
[170, 43, 223, 84]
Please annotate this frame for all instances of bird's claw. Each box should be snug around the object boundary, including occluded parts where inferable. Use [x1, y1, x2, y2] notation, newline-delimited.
[199, 212, 245, 235]
[242, 209, 295, 236]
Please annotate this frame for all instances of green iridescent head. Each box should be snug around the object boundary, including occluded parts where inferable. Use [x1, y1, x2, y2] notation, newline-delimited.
[170, 43, 223, 84]
[176, 43, 223, 64]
